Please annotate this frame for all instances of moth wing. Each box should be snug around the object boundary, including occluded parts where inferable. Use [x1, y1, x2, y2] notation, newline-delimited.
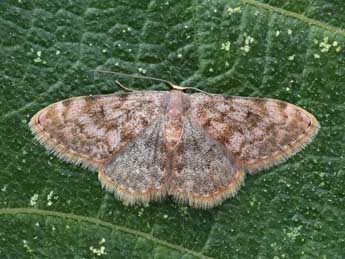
[99, 115, 168, 204]
[30, 91, 167, 170]
[190, 94, 320, 173]
[169, 118, 245, 209]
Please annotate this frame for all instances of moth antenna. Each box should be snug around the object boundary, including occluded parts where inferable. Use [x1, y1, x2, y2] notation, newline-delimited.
[90, 69, 212, 95]
[89, 69, 176, 89]
[185, 86, 212, 95]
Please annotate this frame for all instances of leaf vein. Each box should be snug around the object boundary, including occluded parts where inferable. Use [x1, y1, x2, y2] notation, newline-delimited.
[242, 0, 345, 36]
[0, 208, 214, 259]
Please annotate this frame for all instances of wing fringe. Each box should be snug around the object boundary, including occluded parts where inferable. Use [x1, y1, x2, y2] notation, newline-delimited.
[98, 167, 167, 205]
[29, 112, 99, 171]
[245, 109, 320, 174]
[172, 169, 245, 209]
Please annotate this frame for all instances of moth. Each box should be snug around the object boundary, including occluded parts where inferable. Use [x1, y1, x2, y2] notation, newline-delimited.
[30, 71, 320, 209]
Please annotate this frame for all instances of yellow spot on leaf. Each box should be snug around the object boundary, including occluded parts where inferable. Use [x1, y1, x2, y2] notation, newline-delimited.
[227, 6, 241, 15]
[90, 245, 106, 256]
[30, 194, 39, 206]
[23, 240, 33, 253]
[320, 37, 331, 52]
[1, 185, 7, 192]
[288, 55, 295, 61]
[221, 41, 231, 51]
[90, 238, 107, 256]
[138, 67, 147, 74]
[240, 34, 255, 53]
[286, 226, 302, 241]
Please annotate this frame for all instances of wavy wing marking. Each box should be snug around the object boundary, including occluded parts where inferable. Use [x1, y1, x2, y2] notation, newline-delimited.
[190, 94, 320, 173]
[30, 91, 167, 170]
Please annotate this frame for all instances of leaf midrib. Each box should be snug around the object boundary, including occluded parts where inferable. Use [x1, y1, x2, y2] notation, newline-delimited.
[0, 208, 214, 259]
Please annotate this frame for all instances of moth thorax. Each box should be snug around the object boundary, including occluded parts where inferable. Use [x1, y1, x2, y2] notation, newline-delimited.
[164, 91, 186, 151]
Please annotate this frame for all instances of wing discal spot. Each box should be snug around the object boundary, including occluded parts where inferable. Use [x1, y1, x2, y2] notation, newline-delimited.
[62, 99, 73, 107]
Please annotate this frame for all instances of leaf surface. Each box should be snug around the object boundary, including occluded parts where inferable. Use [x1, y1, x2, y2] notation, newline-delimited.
[0, 0, 344, 258]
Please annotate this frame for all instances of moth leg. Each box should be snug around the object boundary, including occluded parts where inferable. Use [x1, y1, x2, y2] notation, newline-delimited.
[115, 80, 134, 92]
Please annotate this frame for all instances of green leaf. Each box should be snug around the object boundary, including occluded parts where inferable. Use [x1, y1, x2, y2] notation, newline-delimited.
[1, 0, 344, 258]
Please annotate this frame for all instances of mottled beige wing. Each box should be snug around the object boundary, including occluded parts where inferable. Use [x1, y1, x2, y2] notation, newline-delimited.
[99, 115, 169, 205]
[169, 118, 245, 209]
[190, 94, 320, 173]
[30, 91, 168, 170]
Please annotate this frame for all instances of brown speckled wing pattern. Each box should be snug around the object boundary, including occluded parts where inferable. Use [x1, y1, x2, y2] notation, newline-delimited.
[169, 118, 245, 208]
[189, 94, 320, 174]
[30, 91, 167, 170]
[30, 90, 319, 209]
[99, 115, 169, 204]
